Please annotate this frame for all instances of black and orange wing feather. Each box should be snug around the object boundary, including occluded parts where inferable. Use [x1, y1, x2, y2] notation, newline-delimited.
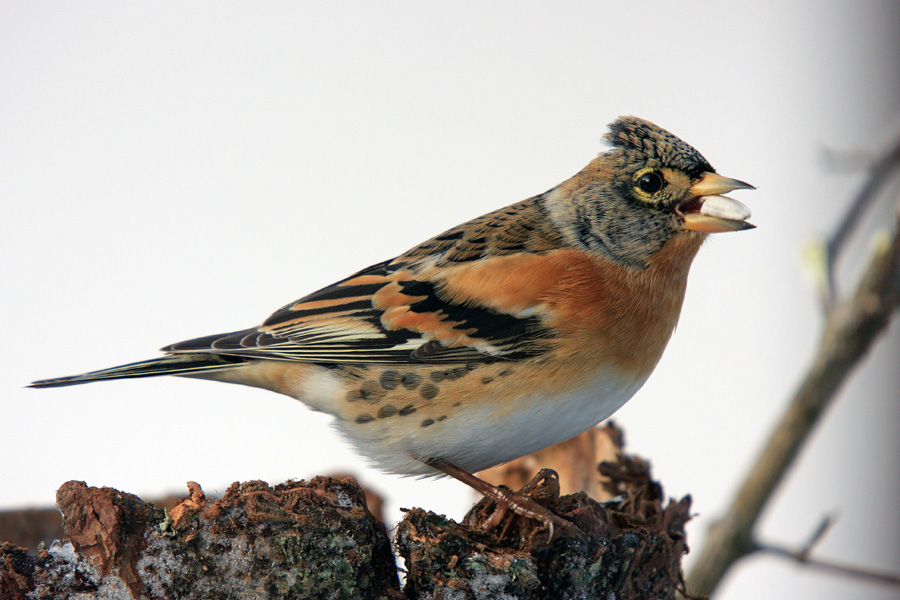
[164, 197, 564, 364]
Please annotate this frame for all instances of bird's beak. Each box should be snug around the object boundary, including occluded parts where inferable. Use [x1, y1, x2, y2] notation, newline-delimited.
[680, 172, 755, 233]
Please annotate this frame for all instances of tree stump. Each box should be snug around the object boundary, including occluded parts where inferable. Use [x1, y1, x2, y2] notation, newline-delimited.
[1, 428, 690, 599]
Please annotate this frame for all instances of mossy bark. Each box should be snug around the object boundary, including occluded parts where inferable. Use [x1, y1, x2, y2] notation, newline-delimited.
[1, 441, 689, 599]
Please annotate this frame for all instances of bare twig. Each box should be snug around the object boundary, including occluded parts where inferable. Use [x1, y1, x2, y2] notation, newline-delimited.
[758, 544, 900, 588]
[791, 513, 836, 560]
[751, 512, 900, 587]
[685, 194, 900, 595]
[823, 134, 900, 307]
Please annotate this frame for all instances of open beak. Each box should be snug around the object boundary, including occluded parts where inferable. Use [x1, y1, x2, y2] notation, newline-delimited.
[680, 172, 755, 233]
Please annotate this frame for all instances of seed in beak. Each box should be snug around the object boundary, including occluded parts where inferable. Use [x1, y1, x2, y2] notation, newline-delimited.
[699, 195, 751, 222]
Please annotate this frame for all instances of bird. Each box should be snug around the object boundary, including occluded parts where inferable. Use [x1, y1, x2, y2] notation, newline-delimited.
[30, 116, 754, 539]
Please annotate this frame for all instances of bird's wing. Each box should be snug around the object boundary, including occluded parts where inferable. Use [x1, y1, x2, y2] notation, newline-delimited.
[165, 198, 563, 364]
[164, 258, 552, 364]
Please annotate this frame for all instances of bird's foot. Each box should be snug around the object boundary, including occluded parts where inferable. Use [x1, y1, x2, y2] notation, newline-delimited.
[425, 458, 586, 545]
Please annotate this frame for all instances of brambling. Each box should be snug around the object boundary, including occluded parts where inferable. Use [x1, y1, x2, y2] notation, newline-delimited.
[31, 116, 754, 538]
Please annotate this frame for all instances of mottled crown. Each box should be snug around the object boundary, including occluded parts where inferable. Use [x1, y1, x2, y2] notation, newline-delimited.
[604, 116, 713, 178]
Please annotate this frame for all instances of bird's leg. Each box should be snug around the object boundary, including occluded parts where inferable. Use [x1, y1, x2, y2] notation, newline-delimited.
[424, 458, 584, 542]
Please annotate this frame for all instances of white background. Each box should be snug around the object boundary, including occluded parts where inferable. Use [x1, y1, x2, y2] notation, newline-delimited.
[2, 3, 898, 599]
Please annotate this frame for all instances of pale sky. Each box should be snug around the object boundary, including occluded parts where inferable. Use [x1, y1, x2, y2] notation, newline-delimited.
[2, 3, 899, 599]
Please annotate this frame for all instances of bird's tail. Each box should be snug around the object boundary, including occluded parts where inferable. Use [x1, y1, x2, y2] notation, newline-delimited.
[28, 354, 247, 388]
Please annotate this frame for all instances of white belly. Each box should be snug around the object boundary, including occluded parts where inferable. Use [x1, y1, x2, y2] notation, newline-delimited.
[338, 366, 648, 476]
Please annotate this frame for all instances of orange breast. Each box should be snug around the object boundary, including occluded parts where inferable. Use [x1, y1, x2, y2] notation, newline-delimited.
[436, 233, 704, 378]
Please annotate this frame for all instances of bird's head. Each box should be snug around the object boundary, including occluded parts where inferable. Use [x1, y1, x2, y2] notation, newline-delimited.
[547, 116, 754, 269]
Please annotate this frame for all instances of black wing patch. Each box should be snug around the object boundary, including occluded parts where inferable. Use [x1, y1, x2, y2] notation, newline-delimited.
[163, 258, 552, 364]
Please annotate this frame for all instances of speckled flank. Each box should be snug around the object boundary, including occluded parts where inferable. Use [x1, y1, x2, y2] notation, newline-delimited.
[377, 405, 398, 418]
[419, 383, 439, 400]
[430, 364, 477, 382]
[358, 381, 384, 403]
[380, 371, 401, 390]
[338, 362, 495, 430]
[401, 373, 422, 390]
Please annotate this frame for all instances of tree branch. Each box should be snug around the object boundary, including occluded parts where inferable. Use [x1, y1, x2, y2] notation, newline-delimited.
[746, 514, 900, 587]
[758, 543, 900, 588]
[823, 135, 900, 307]
[685, 194, 900, 596]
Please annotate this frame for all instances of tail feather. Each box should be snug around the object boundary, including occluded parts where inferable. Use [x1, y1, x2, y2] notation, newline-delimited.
[28, 354, 248, 388]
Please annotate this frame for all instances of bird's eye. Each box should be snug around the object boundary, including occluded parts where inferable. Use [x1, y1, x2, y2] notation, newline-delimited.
[636, 170, 665, 195]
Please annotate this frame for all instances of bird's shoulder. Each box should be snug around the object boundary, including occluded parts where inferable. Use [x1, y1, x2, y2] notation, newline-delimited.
[399, 194, 570, 266]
